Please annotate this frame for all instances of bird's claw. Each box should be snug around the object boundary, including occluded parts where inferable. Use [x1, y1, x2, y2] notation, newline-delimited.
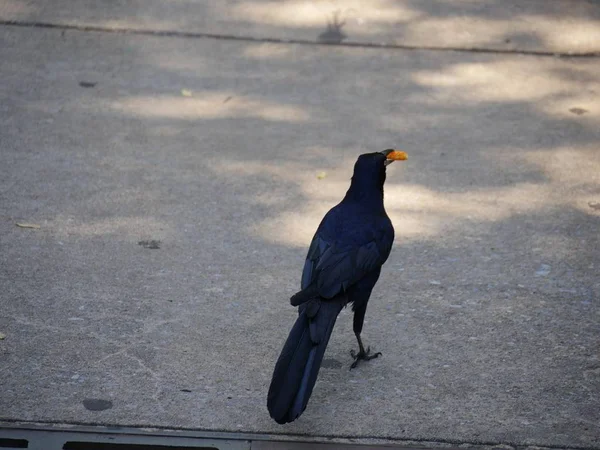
[349, 346, 382, 369]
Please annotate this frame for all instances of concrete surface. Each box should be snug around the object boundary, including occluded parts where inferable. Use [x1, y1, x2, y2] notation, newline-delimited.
[0, 1, 599, 449]
[2, 0, 600, 54]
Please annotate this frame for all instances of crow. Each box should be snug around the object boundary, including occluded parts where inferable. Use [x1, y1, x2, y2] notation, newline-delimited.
[267, 149, 407, 424]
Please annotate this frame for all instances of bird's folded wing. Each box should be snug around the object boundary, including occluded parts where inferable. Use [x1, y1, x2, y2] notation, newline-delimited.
[300, 232, 390, 300]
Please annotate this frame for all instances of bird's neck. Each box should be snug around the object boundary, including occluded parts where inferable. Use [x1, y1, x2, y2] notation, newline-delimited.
[343, 178, 385, 210]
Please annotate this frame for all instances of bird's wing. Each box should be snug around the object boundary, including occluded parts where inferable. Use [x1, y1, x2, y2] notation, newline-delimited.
[300, 233, 329, 290]
[300, 212, 393, 299]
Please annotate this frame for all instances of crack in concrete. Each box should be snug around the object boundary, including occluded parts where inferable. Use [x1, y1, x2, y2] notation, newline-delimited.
[2, 19, 600, 58]
[124, 351, 166, 414]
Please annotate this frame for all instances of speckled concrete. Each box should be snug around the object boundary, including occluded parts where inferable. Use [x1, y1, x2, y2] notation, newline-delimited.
[2, 0, 600, 54]
[0, 3, 599, 449]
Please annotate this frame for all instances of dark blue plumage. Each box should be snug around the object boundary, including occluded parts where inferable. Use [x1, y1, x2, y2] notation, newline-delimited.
[267, 151, 398, 424]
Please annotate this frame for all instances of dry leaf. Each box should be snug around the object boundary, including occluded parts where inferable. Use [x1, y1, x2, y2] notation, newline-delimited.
[0, 332, 5, 340]
[588, 201, 600, 210]
[181, 89, 193, 97]
[316, 171, 327, 180]
[569, 107, 588, 115]
[138, 240, 161, 249]
[16, 223, 41, 229]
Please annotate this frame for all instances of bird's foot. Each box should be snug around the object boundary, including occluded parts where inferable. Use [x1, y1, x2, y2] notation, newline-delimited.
[349, 346, 382, 369]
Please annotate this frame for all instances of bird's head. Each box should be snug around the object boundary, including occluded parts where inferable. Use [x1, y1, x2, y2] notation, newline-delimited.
[352, 149, 408, 181]
[348, 149, 408, 200]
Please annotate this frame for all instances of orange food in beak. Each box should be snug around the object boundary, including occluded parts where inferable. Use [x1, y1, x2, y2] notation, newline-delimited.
[386, 150, 408, 161]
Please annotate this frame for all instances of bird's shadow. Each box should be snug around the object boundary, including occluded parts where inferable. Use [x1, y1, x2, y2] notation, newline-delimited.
[318, 11, 347, 44]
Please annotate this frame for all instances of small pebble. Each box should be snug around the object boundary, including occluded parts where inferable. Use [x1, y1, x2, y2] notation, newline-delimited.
[535, 264, 551, 276]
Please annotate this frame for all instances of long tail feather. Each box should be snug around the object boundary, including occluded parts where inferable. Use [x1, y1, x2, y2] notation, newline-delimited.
[267, 297, 344, 424]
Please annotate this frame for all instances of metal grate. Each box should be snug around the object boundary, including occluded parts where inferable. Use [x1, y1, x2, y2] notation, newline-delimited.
[63, 443, 217, 450]
[0, 427, 246, 450]
[0, 438, 28, 449]
[0, 424, 442, 450]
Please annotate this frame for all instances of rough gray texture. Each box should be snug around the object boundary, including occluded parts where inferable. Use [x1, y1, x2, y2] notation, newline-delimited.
[0, 2, 599, 449]
[1, 0, 600, 53]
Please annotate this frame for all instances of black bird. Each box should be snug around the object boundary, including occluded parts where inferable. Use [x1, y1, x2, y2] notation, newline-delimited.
[267, 149, 407, 424]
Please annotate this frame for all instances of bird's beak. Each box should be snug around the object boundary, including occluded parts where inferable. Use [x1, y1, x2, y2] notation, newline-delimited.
[381, 149, 408, 166]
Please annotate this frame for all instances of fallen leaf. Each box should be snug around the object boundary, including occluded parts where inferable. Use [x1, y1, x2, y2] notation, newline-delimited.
[0, 332, 5, 340]
[569, 107, 588, 115]
[16, 223, 40, 229]
[138, 239, 161, 249]
[316, 171, 327, 180]
[588, 201, 600, 210]
[181, 89, 193, 97]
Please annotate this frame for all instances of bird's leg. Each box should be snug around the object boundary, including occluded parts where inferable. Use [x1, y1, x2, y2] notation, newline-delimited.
[350, 332, 382, 369]
[350, 300, 382, 369]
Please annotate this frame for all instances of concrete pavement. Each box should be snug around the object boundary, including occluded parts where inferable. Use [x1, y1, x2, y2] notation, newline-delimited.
[2, 0, 600, 54]
[0, 1, 599, 448]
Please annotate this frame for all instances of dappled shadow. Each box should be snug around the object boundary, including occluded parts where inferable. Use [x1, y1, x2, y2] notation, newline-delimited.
[3, 0, 600, 53]
[0, 9, 599, 446]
